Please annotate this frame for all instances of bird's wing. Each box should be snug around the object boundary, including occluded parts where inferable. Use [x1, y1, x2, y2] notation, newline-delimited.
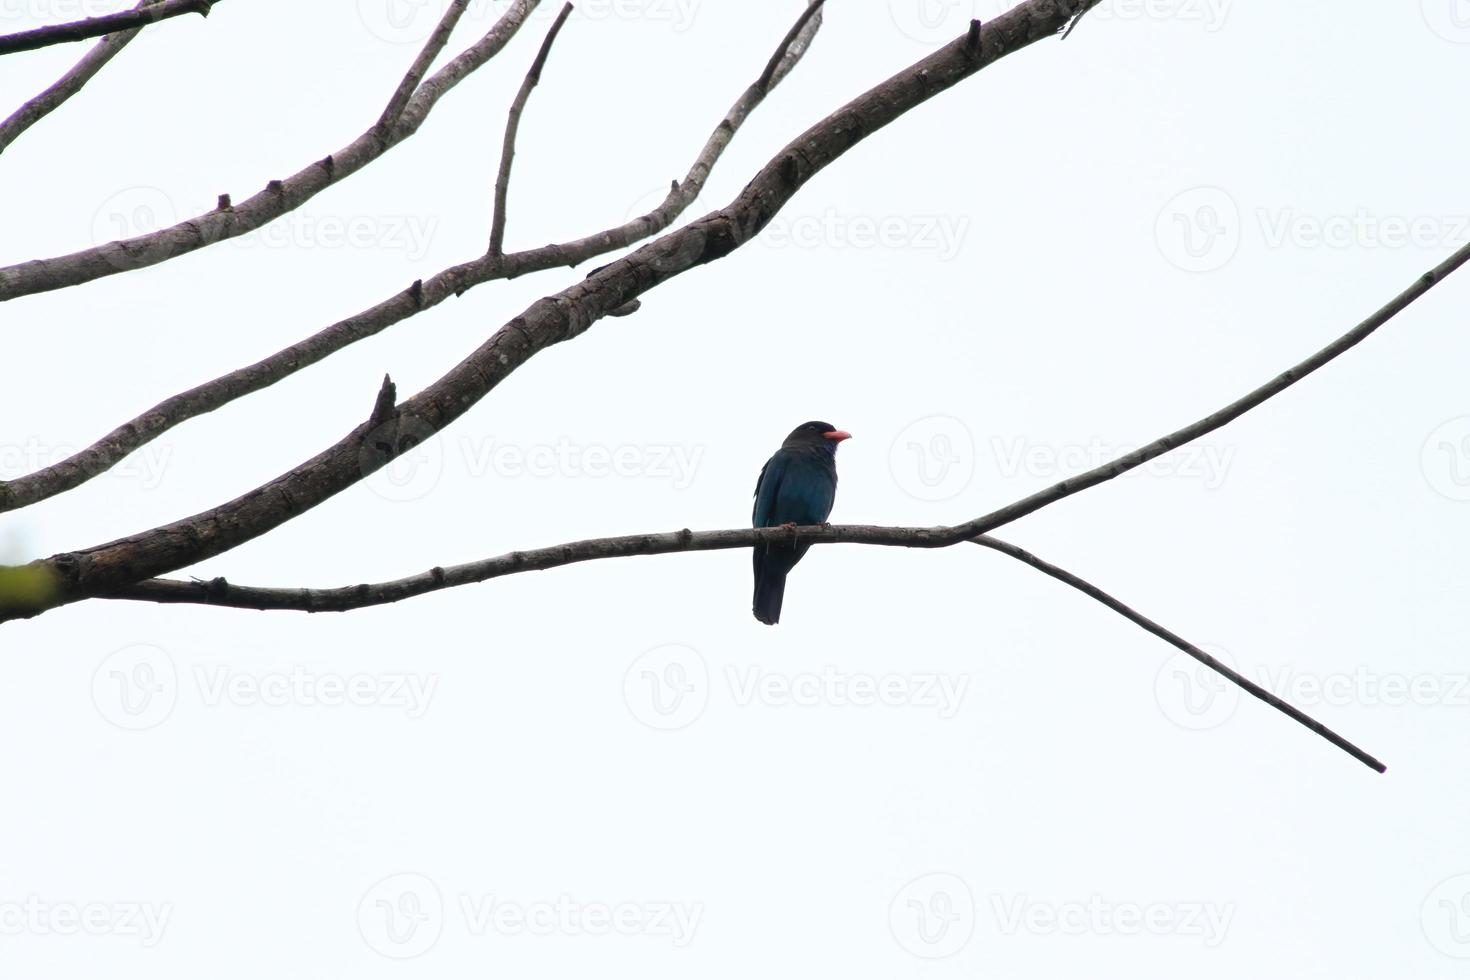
[752, 452, 788, 527]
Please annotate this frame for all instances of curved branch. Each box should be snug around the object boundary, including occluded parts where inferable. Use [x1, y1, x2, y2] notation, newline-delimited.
[0, 0, 826, 513]
[0, 0, 216, 56]
[0, 0, 541, 300]
[490, 2, 575, 257]
[0, 0, 162, 154]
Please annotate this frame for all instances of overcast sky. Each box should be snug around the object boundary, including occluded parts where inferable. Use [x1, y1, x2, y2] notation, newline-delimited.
[2, 1, 1469, 977]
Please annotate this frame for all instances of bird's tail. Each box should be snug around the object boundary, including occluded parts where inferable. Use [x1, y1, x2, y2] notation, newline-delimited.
[752, 568, 787, 625]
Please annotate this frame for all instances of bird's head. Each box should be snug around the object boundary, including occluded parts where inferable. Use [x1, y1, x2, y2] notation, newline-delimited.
[784, 420, 852, 454]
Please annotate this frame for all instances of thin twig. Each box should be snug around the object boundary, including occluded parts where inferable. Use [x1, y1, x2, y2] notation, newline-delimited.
[754, 0, 825, 92]
[490, 2, 574, 257]
[0, 0, 216, 56]
[970, 536, 1386, 772]
[0, 0, 163, 155]
[374, 0, 471, 134]
[0, 0, 828, 513]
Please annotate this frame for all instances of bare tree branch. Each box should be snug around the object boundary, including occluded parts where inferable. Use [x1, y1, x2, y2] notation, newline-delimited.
[968, 536, 1386, 772]
[374, 0, 472, 134]
[87, 234, 1470, 627]
[0, 0, 217, 56]
[490, 2, 575, 257]
[0, 0, 163, 155]
[0, 4, 1091, 624]
[0, 0, 826, 513]
[108, 528, 1388, 771]
[0, 0, 542, 300]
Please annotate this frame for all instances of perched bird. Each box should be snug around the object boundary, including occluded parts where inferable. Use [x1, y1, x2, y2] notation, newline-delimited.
[751, 421, 851, 625]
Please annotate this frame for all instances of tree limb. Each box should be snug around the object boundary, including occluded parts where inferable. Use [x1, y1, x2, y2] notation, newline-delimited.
[82, 233, 1470, 630]
[0, 0, 826, 513]
[0, 0, 217, 56]
[107, 528, 1389, 772]
[489, 2, 575, 257]
[969, 536, 1386, 773]
[0, 2, 1094, 624]
[0, 0, 163, 155]
[0, 0, 542, 300]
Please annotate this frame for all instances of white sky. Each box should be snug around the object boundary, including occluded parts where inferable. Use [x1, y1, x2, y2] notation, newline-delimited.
[2, 0, 1469, 976]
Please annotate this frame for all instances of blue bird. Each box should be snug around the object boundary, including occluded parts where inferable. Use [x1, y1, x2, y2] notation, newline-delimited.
[752, 421, 851, 625]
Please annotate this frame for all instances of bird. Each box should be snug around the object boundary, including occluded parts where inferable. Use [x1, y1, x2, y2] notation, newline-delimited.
[751, 421, 851, 625]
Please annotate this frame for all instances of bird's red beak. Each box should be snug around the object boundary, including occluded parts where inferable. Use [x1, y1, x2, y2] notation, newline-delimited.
[824, 430, 852, 442]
